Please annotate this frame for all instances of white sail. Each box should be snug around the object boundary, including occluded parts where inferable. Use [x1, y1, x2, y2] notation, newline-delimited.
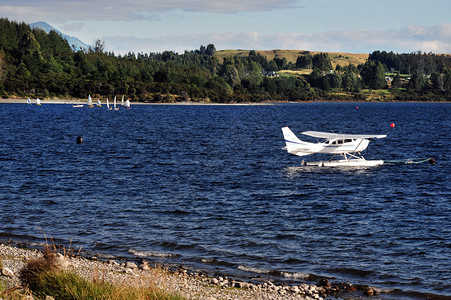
[106, 98, 110, 109]
[36, 98, 41, 105]
[114, 96, 119, 110]
[97, 99, 102, 107]
[87, 95, 93, 106]
[121, 95, 124, 106]
[125, 99, 131, 108]
[27, 98, 31, 105]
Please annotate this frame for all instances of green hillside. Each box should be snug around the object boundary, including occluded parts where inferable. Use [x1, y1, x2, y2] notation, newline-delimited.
[0, 18, 450, 102]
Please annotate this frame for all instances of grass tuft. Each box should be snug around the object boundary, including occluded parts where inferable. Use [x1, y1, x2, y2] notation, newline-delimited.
[18, 247, 184, 299]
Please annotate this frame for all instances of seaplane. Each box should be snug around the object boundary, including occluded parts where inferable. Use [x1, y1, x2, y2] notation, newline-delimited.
[282, 127, 386, 167]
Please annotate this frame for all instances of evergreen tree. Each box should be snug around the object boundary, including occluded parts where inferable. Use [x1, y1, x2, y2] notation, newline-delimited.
[391, 74, 403, 89]
[296, 54, 313, 69]
[205, 44, 216, 56]
[360, 61, 386, 89]
[312, 53, 332, 71]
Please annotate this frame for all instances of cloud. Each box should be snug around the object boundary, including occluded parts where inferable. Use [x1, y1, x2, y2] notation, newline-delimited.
[103, 23, 451, 54]
[0, 0, 295, 22]
[60, 22, 85, 32]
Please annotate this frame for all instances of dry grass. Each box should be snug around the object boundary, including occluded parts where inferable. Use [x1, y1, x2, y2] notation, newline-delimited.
[278, 69, 313, 77]
[16, 245, 184, 300]
[215, 49, 369, 67]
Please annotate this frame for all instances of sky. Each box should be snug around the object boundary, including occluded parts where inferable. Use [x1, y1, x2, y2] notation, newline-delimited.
[1, 0, 451, 55]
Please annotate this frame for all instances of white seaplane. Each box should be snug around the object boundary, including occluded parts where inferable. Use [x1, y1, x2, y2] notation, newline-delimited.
[282, 127, 386, 167]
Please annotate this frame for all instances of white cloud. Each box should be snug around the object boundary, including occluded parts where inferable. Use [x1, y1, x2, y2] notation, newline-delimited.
[60, 22, 85, 32]
[0, 0, 296, 21]
[103, 23, 451, 54]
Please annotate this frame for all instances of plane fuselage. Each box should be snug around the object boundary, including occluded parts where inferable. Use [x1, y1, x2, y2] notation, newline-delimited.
[286, 138, 370, 156]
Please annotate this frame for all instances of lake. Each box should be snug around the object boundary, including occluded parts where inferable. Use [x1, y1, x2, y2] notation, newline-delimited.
[0, 102, 449, 299]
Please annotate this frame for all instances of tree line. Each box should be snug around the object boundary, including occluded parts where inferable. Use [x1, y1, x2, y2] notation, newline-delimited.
[1, 18, 450, 102]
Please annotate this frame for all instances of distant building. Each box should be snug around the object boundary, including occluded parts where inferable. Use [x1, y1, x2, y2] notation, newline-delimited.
[262, 71, 279, 77]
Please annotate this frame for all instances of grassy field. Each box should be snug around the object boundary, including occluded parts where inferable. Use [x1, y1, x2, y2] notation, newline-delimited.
[215, 49, 369, 67]
[278, 69, 313, 77]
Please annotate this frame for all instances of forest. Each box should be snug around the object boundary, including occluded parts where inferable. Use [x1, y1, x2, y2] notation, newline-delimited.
[1, 18, 450, 102]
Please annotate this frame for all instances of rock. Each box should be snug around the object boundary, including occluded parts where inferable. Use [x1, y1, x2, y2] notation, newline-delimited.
[1, 266, 14, 277]
[125, 262, 138, 269]
[139, 260, 150, 270]
[55, 253, 69, 270]
[219, 279, 229, 287]
[335, 281, 355, 292]
[317, 286, 327, 295]
[177, 265, 187, 273]
[210, 278, 219, 285]
[308, 284, 317, 293]
[363, 287, 374, 296]
[108, 259, 119, 266]
[299, 283, 309, 291]
[345, 285, 357, 292]
[290, 285, 300, 293]
[317, 278, 331, 287]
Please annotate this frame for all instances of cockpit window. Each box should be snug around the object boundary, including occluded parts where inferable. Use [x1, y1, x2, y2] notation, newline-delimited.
[328, 138, 357, 145]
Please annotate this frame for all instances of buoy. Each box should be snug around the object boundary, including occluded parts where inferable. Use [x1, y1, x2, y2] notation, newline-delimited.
[356, 106, 359, 109]
[390, 123, 395, 128]
[76, 136, 83, 144]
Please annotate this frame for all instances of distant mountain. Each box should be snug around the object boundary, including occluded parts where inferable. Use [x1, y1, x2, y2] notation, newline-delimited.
[30, 21, 90, 51]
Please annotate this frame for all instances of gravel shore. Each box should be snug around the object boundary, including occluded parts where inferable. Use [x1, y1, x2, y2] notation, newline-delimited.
[0, 243, 337, 299]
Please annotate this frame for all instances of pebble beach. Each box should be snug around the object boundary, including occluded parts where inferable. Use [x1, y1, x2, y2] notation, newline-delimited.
[0, 243, 379, 300]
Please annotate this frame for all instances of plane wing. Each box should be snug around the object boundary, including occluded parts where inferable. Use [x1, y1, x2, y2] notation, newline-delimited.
[301, 131, 386, 139]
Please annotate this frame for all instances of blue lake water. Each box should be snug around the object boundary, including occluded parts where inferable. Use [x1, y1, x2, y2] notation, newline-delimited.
[0, 102, 450, 299]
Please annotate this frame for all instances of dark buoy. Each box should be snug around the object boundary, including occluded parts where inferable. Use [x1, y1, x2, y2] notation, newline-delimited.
[428, 158, 435, 164]
[76, 136, 83, 144]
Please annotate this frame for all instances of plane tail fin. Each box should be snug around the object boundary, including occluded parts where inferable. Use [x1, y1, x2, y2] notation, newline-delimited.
[282, 127, 312, 156]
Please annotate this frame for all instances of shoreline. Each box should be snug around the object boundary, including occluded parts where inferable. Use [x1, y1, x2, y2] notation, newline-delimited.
[1, 98, 449, 105]
[0, 242, 378, 299]
[0, 98, 275, 105]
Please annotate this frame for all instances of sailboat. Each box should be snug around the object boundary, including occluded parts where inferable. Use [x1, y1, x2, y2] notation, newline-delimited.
[113, 96, 119, 111]
[106, 98, 112, 110]
[121, 95, 124, 106]
[87, 95, 94, 107]
[96, 99, 102, 107]
[36, 98, 41, 106]
[27, 98, 32, 105]
[124, 98, 131, 109]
